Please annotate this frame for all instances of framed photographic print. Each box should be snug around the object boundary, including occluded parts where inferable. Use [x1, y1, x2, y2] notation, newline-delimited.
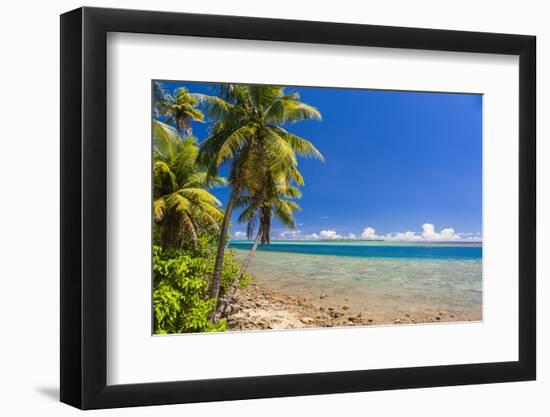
[60, 6, 536, 410]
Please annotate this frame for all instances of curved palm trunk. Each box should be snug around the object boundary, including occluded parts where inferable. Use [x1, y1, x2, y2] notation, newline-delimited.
[213, 228, 262, 321]
[209, 185, 241, 316]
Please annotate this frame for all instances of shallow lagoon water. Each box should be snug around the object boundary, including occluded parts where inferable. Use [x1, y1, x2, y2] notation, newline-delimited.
[231, 241, 482, 319]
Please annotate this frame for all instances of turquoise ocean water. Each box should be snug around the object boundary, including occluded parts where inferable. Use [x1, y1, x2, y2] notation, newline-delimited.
[230, 240, 482, 319]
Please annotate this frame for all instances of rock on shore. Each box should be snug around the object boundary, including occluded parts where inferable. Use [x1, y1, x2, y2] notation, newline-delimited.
[227, 284, 333, 330]
[226, 283, 476, 331]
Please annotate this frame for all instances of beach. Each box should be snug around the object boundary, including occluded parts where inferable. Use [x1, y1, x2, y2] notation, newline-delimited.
[227, 241, 482, 330]
[226, 281, 480, 331]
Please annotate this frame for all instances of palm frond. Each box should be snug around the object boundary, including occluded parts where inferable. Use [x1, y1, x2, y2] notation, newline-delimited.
[237, 204, 259, 224]
[153, 197, 166, 221]
[273, 199, 300, 229]
[166, 192, 192, 215]
[272, 127, 324, 161]
[213, 125, 254, 168]
[193, 93, 236, 120]
[178, 188, 222, 207]
[278, 184, 302, 199]
[185, 172, 227, 189]
[179, 212, 199, 248]
[280, 100, 322, 122]
[153, 120, 178, 158]
[247, 85, 283, 111]
[261, 128, 297, 175]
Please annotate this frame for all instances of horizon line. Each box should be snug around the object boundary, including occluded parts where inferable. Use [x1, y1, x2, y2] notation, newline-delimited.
[231, 238, 483, 243]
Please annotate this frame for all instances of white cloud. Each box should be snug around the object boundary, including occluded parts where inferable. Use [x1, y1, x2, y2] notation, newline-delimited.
[320, 216, 329, 219]
[361, 227, 381, 240]
[319, 229, 342, 240]
[268, 224, 481, 242]
[383, 224, 479, 242]
[421, 223, 460, 241]
[233, 231, 246, 238]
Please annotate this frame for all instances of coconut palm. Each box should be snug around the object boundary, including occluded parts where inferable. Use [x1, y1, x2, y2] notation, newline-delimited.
[196, 84, 324, 311]
[157, 85, 205, 139]
[153, 120, 225, 249]
[213, 175, 302, 319]
[238, 173, 302, 245]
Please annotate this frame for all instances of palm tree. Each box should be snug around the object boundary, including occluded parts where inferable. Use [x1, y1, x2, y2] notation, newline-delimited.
[153, 120, 224, 249]
[238, 172, 302, 244]
[213, 175, 302, 319]
[197, 84, 324, 313]
[157, 85, 205, 139]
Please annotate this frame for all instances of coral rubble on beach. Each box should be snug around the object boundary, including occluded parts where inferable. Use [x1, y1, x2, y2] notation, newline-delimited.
[226, 283, 477, 331]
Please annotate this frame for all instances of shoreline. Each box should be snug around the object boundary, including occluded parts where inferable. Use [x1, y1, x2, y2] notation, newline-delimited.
[226, 281, 481, 331]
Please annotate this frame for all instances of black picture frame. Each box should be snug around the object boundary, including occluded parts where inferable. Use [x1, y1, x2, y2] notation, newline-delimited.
[60, 6, 536, 410]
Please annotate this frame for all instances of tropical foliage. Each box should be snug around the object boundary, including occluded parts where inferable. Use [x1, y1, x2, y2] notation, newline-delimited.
[155, 84, 205, 138]
[196, 84, 324, 311]
[237, 176, 303, 245]
[152, 81, 323, 333]
[153, 120, 224, 250]
[153, 242, 249, 333]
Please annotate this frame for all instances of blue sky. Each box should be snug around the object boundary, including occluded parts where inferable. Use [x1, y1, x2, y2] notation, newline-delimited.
[156, 81, 482, 241]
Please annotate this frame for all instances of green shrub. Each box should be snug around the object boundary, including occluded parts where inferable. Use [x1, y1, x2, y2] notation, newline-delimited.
[152, 243, 250, 334]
